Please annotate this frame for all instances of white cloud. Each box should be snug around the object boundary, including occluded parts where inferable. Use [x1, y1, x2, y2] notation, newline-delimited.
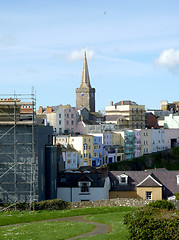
[156, 49, 179, 73]
[67, 49, 95, 61]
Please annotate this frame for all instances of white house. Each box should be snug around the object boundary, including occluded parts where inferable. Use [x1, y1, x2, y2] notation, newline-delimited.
[57, 171, 110, 202]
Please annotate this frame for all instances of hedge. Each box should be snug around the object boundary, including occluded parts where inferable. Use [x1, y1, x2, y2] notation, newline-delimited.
[124, 201, 179, 240]
[0, 199, 71, 211]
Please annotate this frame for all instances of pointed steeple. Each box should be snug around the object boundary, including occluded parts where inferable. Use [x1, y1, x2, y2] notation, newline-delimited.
[80, 50, 91, 88]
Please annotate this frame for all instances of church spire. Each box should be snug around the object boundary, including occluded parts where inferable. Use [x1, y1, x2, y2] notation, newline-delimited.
[80, 50, 91, 88]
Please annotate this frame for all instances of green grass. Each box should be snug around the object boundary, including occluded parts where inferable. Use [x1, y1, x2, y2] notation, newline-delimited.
[0, 206, 136, 240]
[0, 206, 135, 226]
[0, 221, 94, 240]
[78, 211, 130, 240]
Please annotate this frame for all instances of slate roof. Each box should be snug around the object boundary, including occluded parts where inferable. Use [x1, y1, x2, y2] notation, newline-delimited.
[109, 169, 179, 198]
[58, 172, 105, 188]
[115, 100, 137, 106]
[83, 120, 99, 125]
[90, 112, 104, 118]
[106, 115, 124, 121]
[137, 174, 162, 187]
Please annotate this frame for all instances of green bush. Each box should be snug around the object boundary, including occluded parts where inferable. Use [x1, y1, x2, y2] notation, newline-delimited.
[147, 200, 176, 210]
[34, 199, 70, 211]
[124, 206, 179, 240]
[175, 193, 179, 200]
[16, 202, 30, 210]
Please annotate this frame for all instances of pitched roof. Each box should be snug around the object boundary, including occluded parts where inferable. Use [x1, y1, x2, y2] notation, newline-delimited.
[137, 174, 162, 187]
[58, 172, 105, 188]
[115, 100, 137, 106]
[83, 120, 99, 125]
[109, 170, 179, 198]
[90, 112, 104, 118]
[106, 115, 124, 121]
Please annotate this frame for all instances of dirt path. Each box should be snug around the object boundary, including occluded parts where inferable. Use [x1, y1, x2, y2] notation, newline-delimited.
[1, 215, 112, 239]
[49, 215, 112, 240]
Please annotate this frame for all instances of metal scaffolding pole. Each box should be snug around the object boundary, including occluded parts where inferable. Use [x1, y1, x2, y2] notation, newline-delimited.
[0, 91, 37, 209]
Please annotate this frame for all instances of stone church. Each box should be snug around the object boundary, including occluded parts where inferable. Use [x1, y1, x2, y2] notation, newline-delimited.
[76, 51, 95, 112]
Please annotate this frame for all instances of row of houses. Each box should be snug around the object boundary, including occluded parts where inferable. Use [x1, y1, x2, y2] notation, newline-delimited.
[57, 168, 179, 202]
[54, 128, 179, 168]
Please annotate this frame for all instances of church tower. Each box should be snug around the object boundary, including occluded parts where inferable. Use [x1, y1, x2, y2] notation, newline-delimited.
[76, 51, 95, 112]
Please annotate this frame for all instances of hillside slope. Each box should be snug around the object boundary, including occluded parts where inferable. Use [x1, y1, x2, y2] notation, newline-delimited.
[108, 147, 179, 171]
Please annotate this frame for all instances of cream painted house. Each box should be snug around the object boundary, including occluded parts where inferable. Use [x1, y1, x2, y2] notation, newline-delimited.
[109, 169, 179, 200]
[70, 135, 93, 166]
[141, 129, 166, 155]
[105, 100, 145, 129]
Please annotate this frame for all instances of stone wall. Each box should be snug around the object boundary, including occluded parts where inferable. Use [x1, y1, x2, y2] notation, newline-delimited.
[70, 198, 152, 209]
[70, 198, 179, 210]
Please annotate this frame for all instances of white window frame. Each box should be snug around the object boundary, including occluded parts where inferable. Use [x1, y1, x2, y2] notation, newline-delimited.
[146, 191, 152, 200]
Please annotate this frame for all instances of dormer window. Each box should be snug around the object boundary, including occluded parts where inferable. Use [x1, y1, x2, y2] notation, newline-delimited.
[78, 181, 91, 194]
[177, 175, 179, 185]
[118, 174, 128, 185]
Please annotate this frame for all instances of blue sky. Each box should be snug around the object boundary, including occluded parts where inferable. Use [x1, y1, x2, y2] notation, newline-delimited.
[0, 0, 179, 111]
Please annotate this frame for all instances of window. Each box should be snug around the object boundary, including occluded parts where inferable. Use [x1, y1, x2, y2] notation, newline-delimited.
[146, 191, 152, 200]
[89, 145, 91, 150]
[89, 139, 91, 142]
[67, 153, 71, 157]
[67, 114, 69, 118]
[89, 153, 91, 158]
[81, 183, 89, 192]
[69, 108, 71, 112]
[59, 120, 61, 125]
[71, 114, 74, 118]
[118, 174, 128, 185]
[121, 177, 126, 183]
[67, 160, 71, 164]
[84, 139, 86, 143]
[73, 159, 76, 164]
[71, 120, 74, 125]
[59, 114, 61, 118]
[94, 152, 98, 157]
[99, 145, 101, 149]
[83, 144, 88, 150]
[66, 120, 69, 125]
[94, 144, 98, 150]
[83, 153, 88, 158]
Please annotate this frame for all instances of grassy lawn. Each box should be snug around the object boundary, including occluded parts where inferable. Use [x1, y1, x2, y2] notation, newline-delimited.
[78, 211, 130, 240]
[0, 206, 135, 226]
[0, 221, 94, 240]
[0, 206, 135, 240]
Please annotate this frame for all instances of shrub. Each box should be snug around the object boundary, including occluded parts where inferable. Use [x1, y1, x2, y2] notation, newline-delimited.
[34, 199, 70, 211]
[147, 200, 176, 210]
[175, 193, 179, 200]
[16, 202, 30, 211]
[124, 205, 179, 240]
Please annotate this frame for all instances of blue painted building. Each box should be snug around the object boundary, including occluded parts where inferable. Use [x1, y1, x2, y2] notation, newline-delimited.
[92, 136, 103, 166]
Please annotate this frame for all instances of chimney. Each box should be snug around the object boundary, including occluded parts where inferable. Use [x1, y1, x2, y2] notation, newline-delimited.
[39, 106, 43, 114]
[46, 106, 52, 113]
[110, 101, 113, 106]
[121, 101, 124, 105]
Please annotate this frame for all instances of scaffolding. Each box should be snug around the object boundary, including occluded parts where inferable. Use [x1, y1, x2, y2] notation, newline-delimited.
[0, 91, 37, 209]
